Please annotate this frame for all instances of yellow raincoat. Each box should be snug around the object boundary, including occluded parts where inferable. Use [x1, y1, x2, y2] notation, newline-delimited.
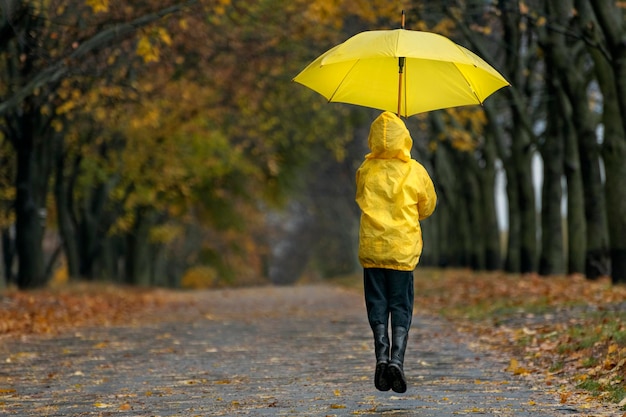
[356, 111, 437, 271]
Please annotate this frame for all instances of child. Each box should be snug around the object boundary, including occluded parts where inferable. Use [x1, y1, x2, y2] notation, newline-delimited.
[355, 111, 437, 393]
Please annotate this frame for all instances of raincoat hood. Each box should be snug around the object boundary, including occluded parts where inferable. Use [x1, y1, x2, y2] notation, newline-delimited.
[366, 111, 412, 162]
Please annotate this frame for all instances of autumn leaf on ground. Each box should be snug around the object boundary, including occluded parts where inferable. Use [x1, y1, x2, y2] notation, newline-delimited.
[505, 358, 531, 376]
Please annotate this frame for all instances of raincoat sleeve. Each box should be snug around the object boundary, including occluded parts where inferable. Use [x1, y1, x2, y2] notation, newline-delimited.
[415, 163, 437, 221]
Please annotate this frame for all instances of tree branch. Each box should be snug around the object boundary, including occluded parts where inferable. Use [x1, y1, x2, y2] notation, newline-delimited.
[0, 0, 198, 117]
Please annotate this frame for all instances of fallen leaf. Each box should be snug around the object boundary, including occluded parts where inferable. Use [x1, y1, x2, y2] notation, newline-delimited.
[0, 389, 16, 395]
[505, 358, 531, 375]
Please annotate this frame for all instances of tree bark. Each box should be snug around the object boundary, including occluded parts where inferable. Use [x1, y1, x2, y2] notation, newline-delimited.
[14, 115, 47, 289]
[480, 124, 502, 270]
[77, 183, 110, 279]
[585, 0, 626, 282]
[461, 152, 485, 270]
[539, 69, 565, 275]
[559, 88, 587, 275]
[515, 132, 537, 273]
[53, 135, 81, 279]
[124, 208, 156, 286]
[499, 1, 538, 273]
[1, 228, 15, 286]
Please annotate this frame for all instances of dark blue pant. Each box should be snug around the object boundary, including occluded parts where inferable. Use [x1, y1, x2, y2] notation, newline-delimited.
[363, 268, 414, 330]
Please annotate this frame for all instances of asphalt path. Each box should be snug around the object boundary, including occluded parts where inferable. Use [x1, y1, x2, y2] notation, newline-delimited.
[0, 284, 620, 416]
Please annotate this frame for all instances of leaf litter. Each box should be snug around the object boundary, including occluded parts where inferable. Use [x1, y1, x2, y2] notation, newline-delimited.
[2, 270, 626, 415]
[408, 269, 626, 414]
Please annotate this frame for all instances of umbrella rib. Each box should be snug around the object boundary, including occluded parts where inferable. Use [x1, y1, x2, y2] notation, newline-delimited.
[325, 60, 361, 103]
[451, 63, 483, 105]
[449, 43, 484, 104]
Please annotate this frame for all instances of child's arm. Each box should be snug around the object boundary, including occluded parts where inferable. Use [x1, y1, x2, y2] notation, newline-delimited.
[416, 165, 437, 220]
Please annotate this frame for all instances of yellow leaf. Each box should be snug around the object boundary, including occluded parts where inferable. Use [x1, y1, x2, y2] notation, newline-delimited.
[136, 35, 160, 63]
[330, 404, 346, 409]
[86, 0, 109, 13]
[158, 28, 172, 46]
[333, 389, 341, 397]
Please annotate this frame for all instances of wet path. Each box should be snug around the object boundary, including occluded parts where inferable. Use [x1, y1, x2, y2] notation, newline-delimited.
[0, 285, 617, 416]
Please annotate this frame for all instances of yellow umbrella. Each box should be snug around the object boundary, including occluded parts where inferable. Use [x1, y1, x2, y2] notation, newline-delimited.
[293, 25, 509, 117]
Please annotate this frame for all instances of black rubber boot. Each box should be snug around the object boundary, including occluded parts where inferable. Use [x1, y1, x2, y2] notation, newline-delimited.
[387, 326, 408, 393]
[372, 324, 391, 391]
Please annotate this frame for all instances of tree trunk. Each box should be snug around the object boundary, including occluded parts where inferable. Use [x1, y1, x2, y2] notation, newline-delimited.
[545, 0, 610, 279]
[513, 126, 537, 273]
[504, 160, 520, 273]
[499, 0, 538, 273]
[124, 207, 156, 286]
[560, 88, 587, 275]
[585, 0, 626, 282]
[577, 110, 610, 279]
[53, 135, 80, 279]
[1, 228, 15, 286]
[480, 125, 502, 270]
[77, 183, 110, 279]
[588, 35, 626, 283]
[14, 122, 46, 289]
[462, 152, 485, 270]
[538, 72, 565, 275]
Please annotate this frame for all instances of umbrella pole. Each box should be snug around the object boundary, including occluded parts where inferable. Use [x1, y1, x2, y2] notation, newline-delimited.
[397, 59, 404, 116]
[397, 11, 406, 117]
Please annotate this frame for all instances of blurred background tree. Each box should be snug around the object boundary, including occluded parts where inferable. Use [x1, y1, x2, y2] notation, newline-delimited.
[1, 0, 625, 289]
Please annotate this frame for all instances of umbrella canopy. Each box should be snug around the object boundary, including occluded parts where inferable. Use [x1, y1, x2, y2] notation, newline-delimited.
[293, 29, 510, 117]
